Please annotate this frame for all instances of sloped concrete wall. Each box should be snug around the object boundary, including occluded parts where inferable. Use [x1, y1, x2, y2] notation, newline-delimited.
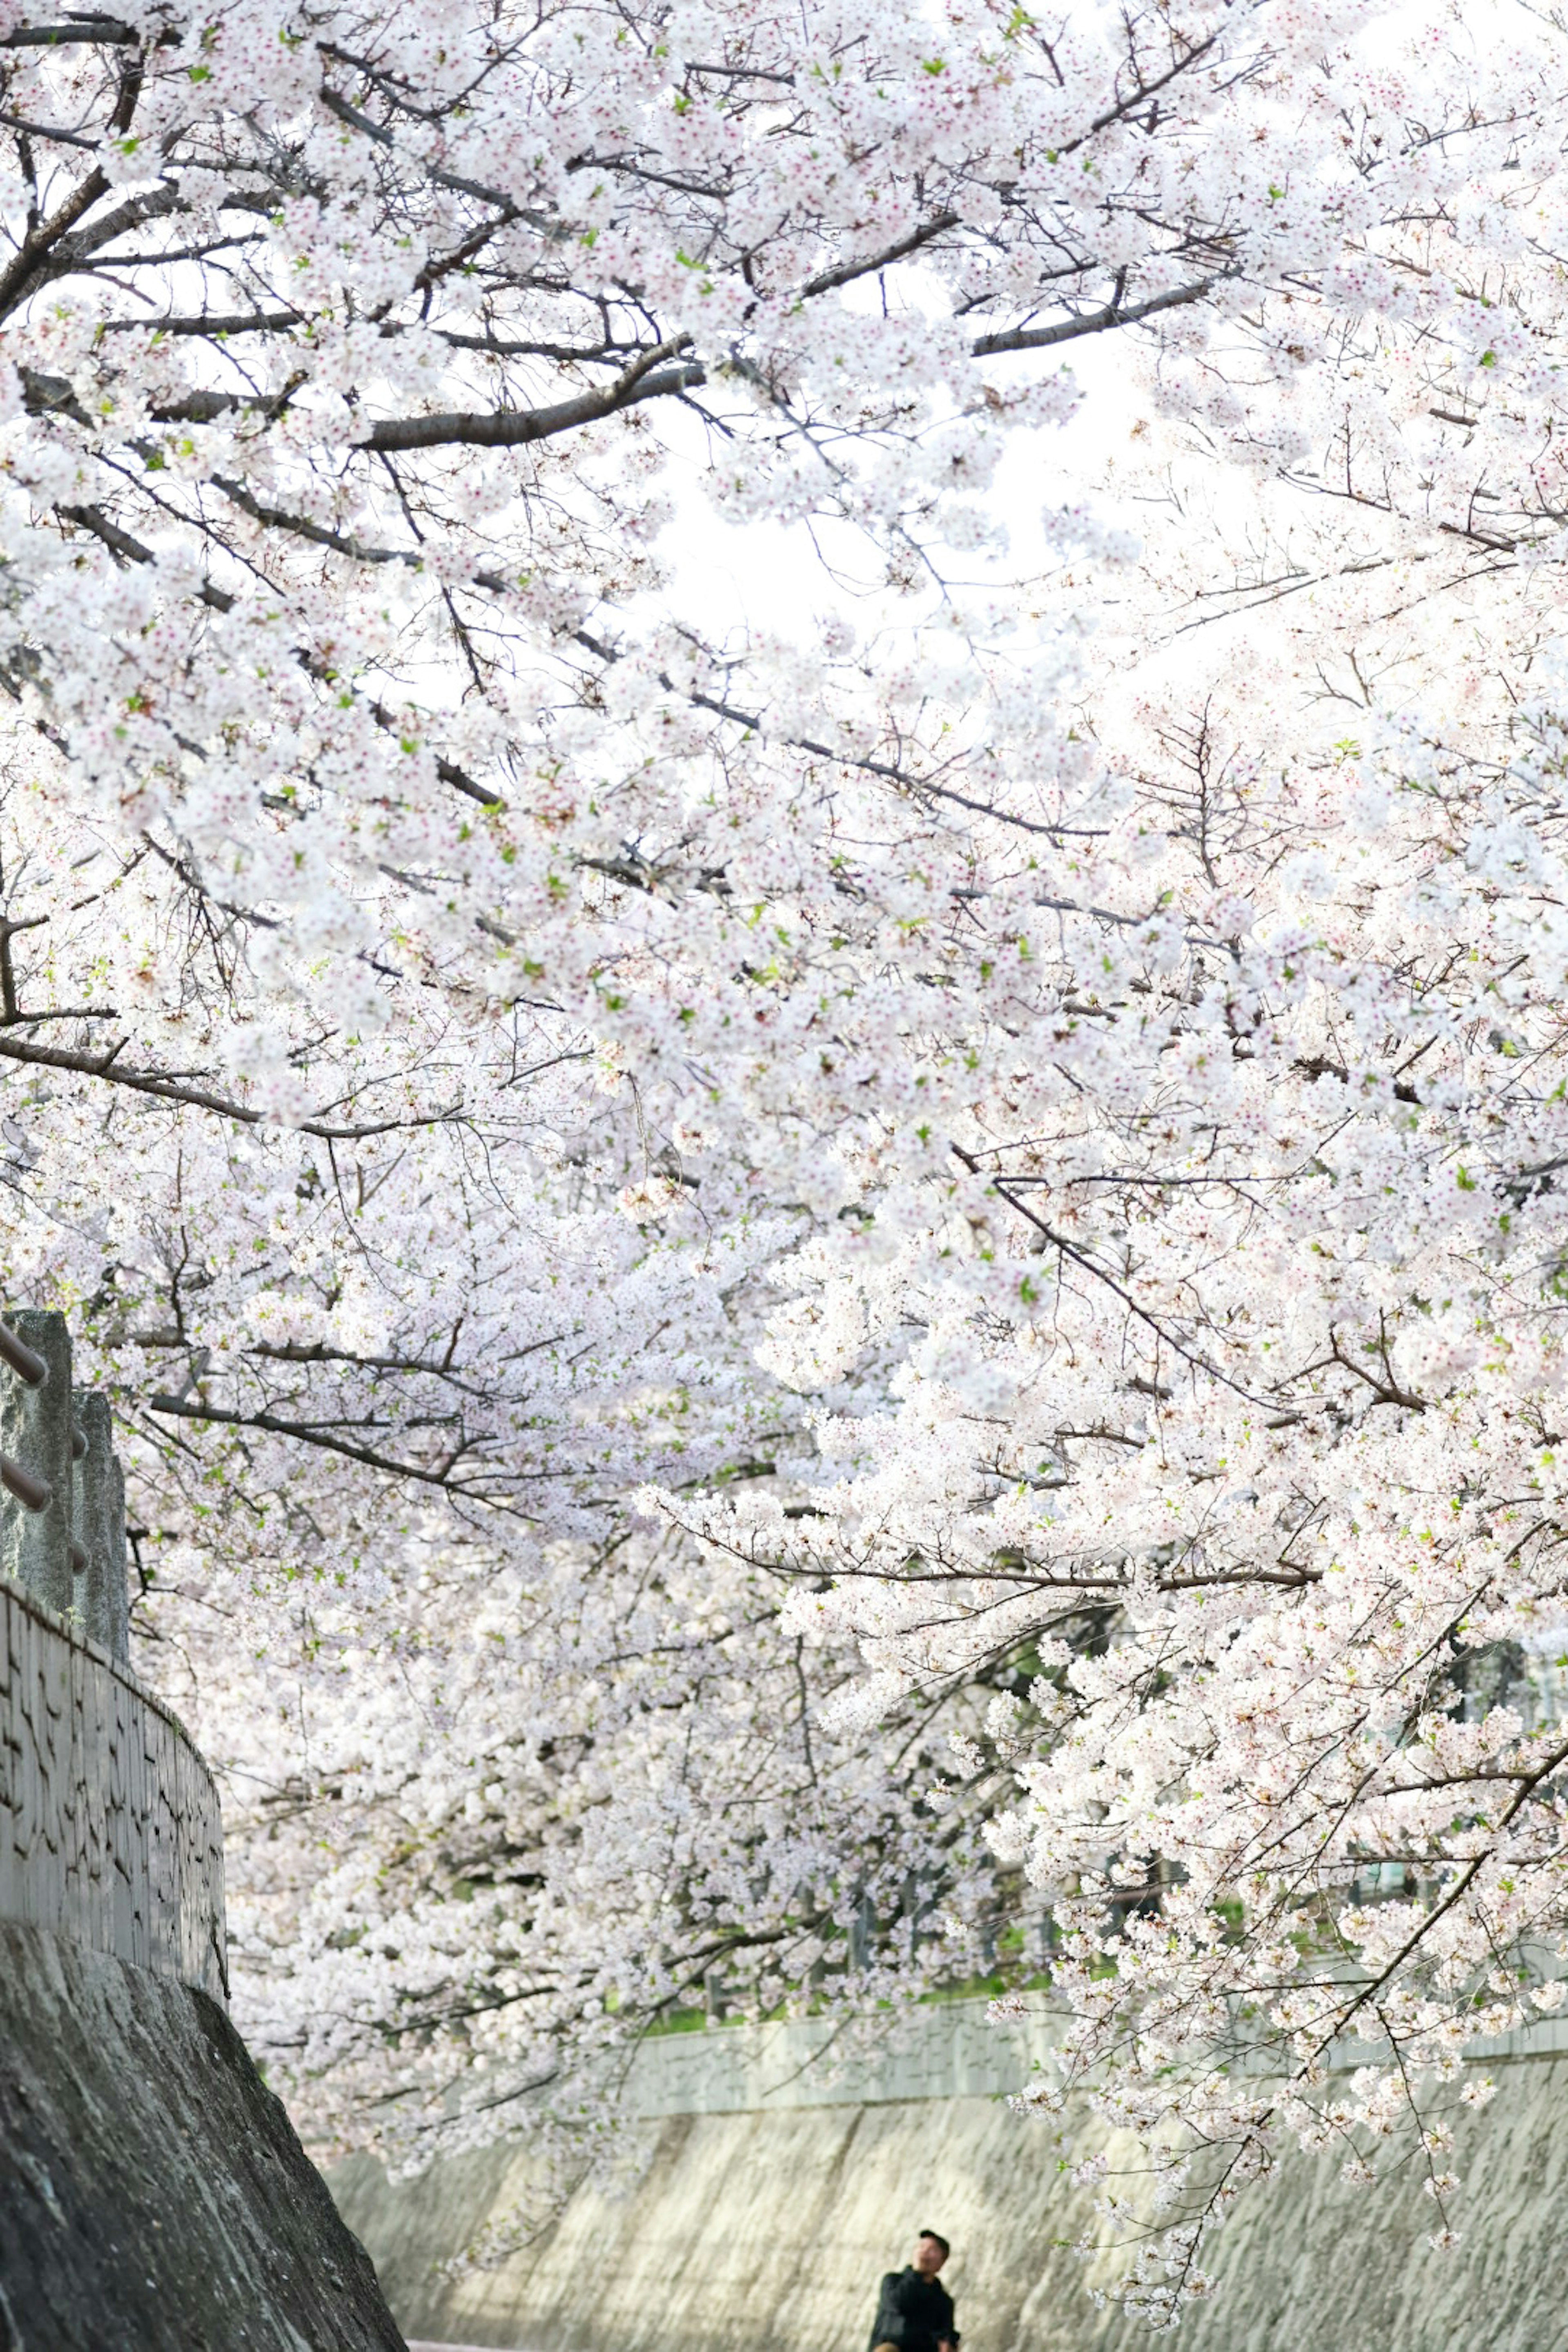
[0, 1921, 406, 2352]
[332, 2007, 1568, 2352]
[0, 1577, 226, 1999]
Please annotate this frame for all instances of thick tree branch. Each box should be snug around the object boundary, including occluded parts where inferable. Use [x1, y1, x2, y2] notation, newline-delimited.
[0, 1028, 461, 1139]
[146, 1393, 512, 1493]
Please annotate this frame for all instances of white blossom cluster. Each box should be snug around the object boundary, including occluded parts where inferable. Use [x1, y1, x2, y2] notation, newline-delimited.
[0, 0, 1566, 2319]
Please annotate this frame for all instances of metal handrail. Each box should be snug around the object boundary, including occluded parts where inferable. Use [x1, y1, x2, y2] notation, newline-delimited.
[0, 1316, 47, 1386]
[0, 1450, 50, 1511]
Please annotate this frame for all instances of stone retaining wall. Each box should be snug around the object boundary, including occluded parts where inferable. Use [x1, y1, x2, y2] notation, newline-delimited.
[0, 1576, 227, 2002]
[0, 1920, 405, 2352]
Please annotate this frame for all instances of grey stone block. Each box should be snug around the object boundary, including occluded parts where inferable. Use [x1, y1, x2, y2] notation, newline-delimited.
[71, 1388, 129, 1662]
[0, 1307, 73, 1614]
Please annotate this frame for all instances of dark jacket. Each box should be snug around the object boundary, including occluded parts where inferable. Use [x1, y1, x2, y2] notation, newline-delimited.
[868, 2267, 959, 2352]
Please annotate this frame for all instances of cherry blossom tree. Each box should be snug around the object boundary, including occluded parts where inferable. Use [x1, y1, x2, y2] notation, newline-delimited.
[1, 0, 1567, 2319]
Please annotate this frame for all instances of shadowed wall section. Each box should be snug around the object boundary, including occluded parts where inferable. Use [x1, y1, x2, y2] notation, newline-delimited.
[0, 1921, 405, 2352]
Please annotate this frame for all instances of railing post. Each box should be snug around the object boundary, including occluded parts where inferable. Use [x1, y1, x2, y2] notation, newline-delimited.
[0, 1307, 73, 1614]
[72, 1388, 129, 1662]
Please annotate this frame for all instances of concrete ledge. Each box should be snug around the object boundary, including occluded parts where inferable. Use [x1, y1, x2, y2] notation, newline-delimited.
[616, 2002, 1058, 2116]
[617, 1990, 1568, 2118]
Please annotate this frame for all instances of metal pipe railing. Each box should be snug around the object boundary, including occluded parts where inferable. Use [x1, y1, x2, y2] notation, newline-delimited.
[0, 1315, 47, 1388]
[0, 1451, 49, 1511]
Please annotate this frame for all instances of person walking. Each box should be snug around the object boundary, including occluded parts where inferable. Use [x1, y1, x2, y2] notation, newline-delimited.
[868, 2231, 960, 2352]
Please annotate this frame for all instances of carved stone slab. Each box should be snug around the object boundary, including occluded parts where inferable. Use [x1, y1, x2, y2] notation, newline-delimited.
[0, 1578, 226, 2002]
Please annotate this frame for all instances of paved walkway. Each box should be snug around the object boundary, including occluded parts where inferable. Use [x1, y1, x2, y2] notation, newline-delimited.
[407, 2341, 529, 2350]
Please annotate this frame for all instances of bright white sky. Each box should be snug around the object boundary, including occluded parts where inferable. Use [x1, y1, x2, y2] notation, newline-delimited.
[653, 332, 1147, 652]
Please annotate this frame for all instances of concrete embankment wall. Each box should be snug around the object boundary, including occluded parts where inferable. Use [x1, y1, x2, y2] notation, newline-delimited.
[0, 1579, 407, 2352]
[0, 1919, 405, 2352]
[0, 1575, 226, 2000]
[332, 2001, 1568, 2352]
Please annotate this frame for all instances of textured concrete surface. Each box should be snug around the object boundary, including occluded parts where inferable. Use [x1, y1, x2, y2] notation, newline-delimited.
[0, 1576, 226, 1998]
[332, 2017, 1568, 2352]
[0, 1921, 406, 2352]
[615, 2000, 1065, 2114]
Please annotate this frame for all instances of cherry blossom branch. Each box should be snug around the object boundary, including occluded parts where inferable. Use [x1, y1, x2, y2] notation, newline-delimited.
[0, 1029, 463, 1139]
[144, 1393, 535, 1497]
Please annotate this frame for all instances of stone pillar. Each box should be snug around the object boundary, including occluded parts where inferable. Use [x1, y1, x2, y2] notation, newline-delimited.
[849, 1889, 875, 1971]
[0, 1308, 73, 1615]
[72, 1389, 129, 1662]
